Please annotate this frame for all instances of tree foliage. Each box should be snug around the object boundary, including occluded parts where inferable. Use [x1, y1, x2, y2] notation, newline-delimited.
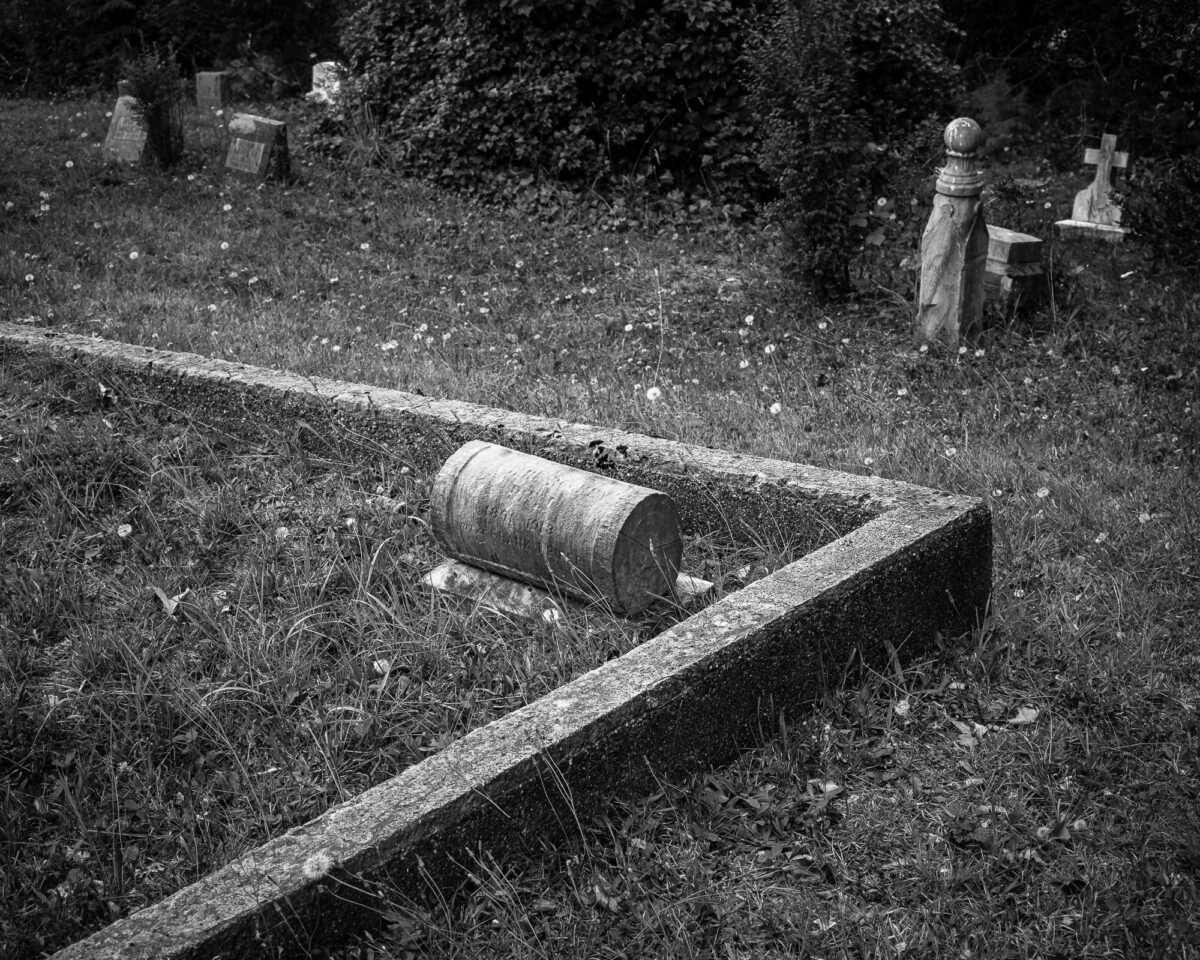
[338, 0, 768, 196]
[0, 0, 345, 94]
[747, 0, 959, 302]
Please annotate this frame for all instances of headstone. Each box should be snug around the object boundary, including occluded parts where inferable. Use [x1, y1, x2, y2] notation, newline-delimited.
[427, 440, 691, 616]
[224, 114, 289, 183]
[984, 224, 1045, 312]
[307, 61, 342, 104]
[103, 92, 148, 163]
[916, 117, 989, 346]
[195, 71, 230, 118]
[1055, 134, 1129, 242]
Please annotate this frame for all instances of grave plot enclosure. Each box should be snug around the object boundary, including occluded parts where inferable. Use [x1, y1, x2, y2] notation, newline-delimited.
[0, 323, 991, 960]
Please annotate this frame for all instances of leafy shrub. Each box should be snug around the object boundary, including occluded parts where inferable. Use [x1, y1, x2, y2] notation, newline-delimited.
[747, 0, 959, 303]
[1123, 155, 1200, 269]
[338, 0, 769, 198]
[943, 0, 1200, 162]
[122, 45, 184, 169]
[0, 0, 343, 94]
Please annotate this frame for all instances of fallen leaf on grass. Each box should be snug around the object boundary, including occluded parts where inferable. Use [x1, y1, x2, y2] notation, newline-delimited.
[1008, 706, 1040, 725]
[152, 586, 190, 616]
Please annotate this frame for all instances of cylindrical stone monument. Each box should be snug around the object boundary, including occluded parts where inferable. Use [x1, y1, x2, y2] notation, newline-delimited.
[916, 117, 988, 346]
[430, 441, 683, 614]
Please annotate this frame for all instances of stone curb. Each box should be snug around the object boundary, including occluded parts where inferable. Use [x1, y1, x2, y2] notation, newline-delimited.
[0, 325, 991, 960]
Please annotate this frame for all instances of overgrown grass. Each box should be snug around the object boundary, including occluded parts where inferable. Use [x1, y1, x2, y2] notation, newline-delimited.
[2, 95, 1199, 959]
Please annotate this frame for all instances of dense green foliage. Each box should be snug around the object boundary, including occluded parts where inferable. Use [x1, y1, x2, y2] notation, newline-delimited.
[944, 0, 1200, 160]
[121, 46, 184, 169]
[339, 0, 768, 196]
[747, 0, 958, 302]
[0, 0, 343, 93]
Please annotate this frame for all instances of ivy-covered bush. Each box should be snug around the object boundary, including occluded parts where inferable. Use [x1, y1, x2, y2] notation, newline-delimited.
[0, 0, 343, 94]
[943, 0, 1200, 162]
[338, 0, 768, 197]
[747, 0, 959, 303]
[122, 46, 184, 170]
[1123, 155, 1200, 270]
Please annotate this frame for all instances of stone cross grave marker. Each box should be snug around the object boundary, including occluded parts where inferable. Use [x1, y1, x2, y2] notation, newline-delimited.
[103, 86, 147, 163]
[916, 117, 988, 347]
[224, 114, 289, 183]
[1055, 133, 1129, 241]
[195, 71, 230, 118]
[423, 440, 713, 619]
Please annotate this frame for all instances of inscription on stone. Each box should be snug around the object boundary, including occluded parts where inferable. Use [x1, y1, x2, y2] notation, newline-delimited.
[227, 137, 266, 173]
[114, 115, 143, 140]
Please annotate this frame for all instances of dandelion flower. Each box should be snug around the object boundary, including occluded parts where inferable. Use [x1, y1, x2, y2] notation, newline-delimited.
[958, 345, 968, 355]
[116, 523, 133, 538]
[946, 447, 958, 456]
[220, 241, 229, 250]
[40, 203, 50, 212]
[769, 401, 783, 415]
[65, 160, 74, 169]
[1036, 486, 1050, 499]
[222, 203, 232, 212]
[129, 251, 139, 260]
[187, 174, 196, 181]
[380, 340, 399, 352]
[974, 348, 986, 358]
[360, 242, 370, 251]
[817, 321, 827, 331]
[624, 323, 633, 332]
[24, 274, 34, 282]
[764, 343, 776, 354]
[744, 314, 755, 326]
[864, 457, 875, 466]
[896, 387, 908, 397]
[739, 359, 750, 369]
[646, 386, 662, 401]
[207, 304, 217, 312]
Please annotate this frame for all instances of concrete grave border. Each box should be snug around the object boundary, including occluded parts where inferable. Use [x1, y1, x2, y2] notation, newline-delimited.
[0, 323, 991, 960]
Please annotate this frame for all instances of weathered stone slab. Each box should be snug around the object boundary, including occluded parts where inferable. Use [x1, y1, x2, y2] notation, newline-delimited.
[307, 61, 342, 104]
[224, 114, 289, 183]
[0, 323, 991, 960]
[103, 95, 147, 163]
[984, 224, 1045, 312]
[195, 71, 229, 117]
[986, 224, 1043, 264]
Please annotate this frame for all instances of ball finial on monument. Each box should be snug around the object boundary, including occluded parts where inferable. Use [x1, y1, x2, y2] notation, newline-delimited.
[944, 117, 984, 155]
[936, 116, 985, 198]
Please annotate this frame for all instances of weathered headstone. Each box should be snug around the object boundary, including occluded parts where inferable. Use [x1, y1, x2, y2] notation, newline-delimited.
[195, 71, 230, 118]
[103, 90, 148, 163]
[916, 117, 988, 346]
[425, 440, 699, 617]
[984, 224, 1045, 312]
[1055, 134, 1129, 241]
[307, 61, 342, 104]
[223, 114, 289, 182]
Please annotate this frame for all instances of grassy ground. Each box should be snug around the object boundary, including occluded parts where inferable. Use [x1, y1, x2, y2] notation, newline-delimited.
[2, 95, 1199, 959]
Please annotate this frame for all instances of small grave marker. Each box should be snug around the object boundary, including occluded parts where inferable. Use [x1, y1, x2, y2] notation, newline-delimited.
[195, 71, 230, 117]
[1055, 133, 1129, 241]
[916, 117, 989, 346]
[984, 224, 1045, 312]
[103, 94, 147, 163]
[307, 61, 342, 104]
[424, 440, 710, 618]
[223, 114, 289, 182]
